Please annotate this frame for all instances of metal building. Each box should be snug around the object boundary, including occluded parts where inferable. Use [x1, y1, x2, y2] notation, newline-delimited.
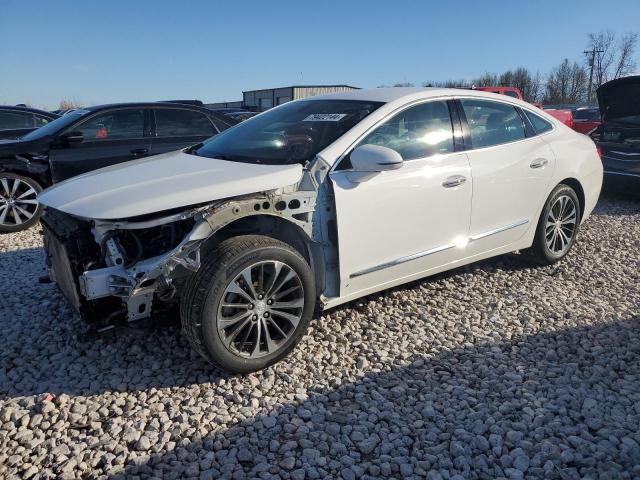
[243, 85, 359, 111]
[206, 85, 359, 112]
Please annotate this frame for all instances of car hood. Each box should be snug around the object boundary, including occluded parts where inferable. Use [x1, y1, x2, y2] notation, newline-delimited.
[597, 75, 640, 121]
[38, 150, 304, 220]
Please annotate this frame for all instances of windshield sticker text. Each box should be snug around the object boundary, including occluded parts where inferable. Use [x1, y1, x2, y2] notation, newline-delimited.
[303, 114, 347, 122]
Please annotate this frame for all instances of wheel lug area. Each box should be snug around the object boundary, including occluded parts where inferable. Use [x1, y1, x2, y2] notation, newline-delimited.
[263, 312, 270, 318]
[248, 304, 254, 310]
[267, 299, 273, 305]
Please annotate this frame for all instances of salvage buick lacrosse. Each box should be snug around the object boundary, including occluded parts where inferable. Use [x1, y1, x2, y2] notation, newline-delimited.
[38, 88, 603, 372]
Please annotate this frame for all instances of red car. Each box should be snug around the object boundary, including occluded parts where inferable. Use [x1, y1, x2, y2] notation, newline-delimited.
[473, 86, 523, 99]
[572, 107, 601, 135]
[474, 87, 574, 128]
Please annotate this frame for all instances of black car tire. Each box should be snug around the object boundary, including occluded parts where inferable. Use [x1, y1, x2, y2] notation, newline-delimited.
[0, 173, 43, 233]
[526, 183, 581, 265]
[180, 235, 316, 373]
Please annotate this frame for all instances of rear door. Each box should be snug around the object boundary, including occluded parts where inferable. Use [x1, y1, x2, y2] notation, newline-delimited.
[49, 108, 151, 182]
[456, 98, 556, 255]
[149, 107, 219, 155]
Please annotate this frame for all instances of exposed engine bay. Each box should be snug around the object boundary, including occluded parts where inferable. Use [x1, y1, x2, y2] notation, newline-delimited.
[41, 159, 337, 327]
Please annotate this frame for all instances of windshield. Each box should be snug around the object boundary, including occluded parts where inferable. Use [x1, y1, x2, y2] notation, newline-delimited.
[20, 109, 89, 141]
[193, 100, 383, 165]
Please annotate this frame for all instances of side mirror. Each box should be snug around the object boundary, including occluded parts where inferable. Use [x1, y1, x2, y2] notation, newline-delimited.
[346, 144, 403, 183]
[60, 131, 84, 145]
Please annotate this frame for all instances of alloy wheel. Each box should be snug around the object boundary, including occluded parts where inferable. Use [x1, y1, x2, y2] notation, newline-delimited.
[0, 176, 39, 227]
[545, 194, 577, 254]
[217, 260, 305, 358]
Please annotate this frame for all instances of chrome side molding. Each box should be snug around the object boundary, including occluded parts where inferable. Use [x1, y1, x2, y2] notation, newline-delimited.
[350, 219, 529, 278]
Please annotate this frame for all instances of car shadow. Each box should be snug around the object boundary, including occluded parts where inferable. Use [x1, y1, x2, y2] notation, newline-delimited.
[103, 317, 639, 479]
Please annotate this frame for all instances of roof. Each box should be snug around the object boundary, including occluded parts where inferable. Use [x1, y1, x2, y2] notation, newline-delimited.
[298, 86, 539, 108]
[0, 105, 59, 118]
[243, 85, 359, 94]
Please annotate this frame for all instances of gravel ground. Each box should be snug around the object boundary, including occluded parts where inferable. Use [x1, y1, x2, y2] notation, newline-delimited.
[1, 194, 639, 480]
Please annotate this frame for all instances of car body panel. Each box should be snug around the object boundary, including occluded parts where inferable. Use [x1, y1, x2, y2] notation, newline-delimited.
[463, 135, 556, 255]
[330, 150, 472, 297]
[38, 150, 304, 219]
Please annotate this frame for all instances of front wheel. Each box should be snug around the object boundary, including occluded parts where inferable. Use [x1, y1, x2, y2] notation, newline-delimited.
[180, 235, 316, 373]
[0, 173, 43, 233]
[526, 183, 581, 265]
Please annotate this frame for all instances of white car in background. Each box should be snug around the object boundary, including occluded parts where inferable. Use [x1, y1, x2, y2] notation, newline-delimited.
[38, 88, 603, 372]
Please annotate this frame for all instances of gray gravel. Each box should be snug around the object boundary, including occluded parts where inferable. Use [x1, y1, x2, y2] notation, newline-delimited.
[1, 195, 639, 480]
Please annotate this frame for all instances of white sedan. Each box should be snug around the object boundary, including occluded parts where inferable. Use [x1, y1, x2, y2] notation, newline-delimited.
[39, 87, 603, 372]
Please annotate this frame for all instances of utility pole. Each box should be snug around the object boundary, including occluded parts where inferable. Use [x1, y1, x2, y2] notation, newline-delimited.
[584, 48, 604, 103]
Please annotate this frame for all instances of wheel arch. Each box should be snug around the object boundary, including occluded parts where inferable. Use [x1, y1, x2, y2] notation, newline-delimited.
[201, 214, 325, 297]
[558, 177, 585, 220]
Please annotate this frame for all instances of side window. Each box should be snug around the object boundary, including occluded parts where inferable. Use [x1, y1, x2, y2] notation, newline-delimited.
[155, 109, 216, 137]
[460, 99, 526, 148]
[74, 109, 145, 140]
[523, 110, 553, 134]
[0, 111, 34, 130]
[358, 101, 454, 160]
[34, 115, 51, 127]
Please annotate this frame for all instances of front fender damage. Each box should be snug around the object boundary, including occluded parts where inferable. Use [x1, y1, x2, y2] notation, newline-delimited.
[82, 188, 318, 323]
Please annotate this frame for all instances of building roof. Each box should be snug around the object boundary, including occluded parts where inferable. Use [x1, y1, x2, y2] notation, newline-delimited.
[299, 86, 536, 106]
[243, 85, 359, 93]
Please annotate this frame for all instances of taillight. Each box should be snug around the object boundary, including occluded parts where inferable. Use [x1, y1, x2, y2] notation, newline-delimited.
[596, 145, 602, 159]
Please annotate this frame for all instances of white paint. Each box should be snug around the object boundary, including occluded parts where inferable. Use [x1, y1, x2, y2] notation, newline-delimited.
[38, 150, 303, 219]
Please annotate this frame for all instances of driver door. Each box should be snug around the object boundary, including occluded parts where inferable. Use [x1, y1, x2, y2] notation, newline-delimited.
[49, 108, 151, 183]
[330, 100, 472, 298]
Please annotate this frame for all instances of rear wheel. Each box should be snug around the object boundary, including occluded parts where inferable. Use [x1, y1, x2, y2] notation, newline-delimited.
[0, 173, 43, 233]
[180, 235, 315, 373]
[527, 183, 581, 265]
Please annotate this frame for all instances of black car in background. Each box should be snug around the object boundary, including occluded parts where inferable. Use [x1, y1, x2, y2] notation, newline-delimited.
[0, 106, 59, 140]
[0, 102, 237, 232]
[591, 76, 640, 182]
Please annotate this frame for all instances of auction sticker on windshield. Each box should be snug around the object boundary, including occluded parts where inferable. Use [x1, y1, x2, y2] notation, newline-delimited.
[303, 114, 347, 121]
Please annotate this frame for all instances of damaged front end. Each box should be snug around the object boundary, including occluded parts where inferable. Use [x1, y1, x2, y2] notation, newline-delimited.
[42, 206, 206, 325]
[41, 185, 322, 327]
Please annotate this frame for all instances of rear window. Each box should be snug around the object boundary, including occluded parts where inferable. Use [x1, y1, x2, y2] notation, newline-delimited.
[573, 109, 600, 121]
[523, 110, 554, 134]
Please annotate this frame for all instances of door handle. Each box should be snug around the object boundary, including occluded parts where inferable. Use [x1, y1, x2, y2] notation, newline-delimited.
[530, 158, 548, 169]
[442, 175, 467, 188]
[130, 148, 148, 156]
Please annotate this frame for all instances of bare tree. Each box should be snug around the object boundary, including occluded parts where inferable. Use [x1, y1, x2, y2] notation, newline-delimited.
[472, 72, 499, 87]
[498, 67, 543, 102]
[587, 30, 639, 88]
[58, 99, 83, 110]
[613, 32, 639, 79]
[544, 59, 588, 104]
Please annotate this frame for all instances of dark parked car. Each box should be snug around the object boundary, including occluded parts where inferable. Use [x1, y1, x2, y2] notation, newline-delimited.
[0, 102, 237, 232]
[0, 106, 59, 140]
[590, 75, 640, 181]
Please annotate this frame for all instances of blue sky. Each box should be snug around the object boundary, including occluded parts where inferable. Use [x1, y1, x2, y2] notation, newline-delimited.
[1, 0, 639, 109]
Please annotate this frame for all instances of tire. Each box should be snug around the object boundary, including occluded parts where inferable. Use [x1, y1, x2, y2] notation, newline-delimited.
[0, 173, 43, 233]
[180, 235, 316, 373]
[526, 183, 581, 265]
